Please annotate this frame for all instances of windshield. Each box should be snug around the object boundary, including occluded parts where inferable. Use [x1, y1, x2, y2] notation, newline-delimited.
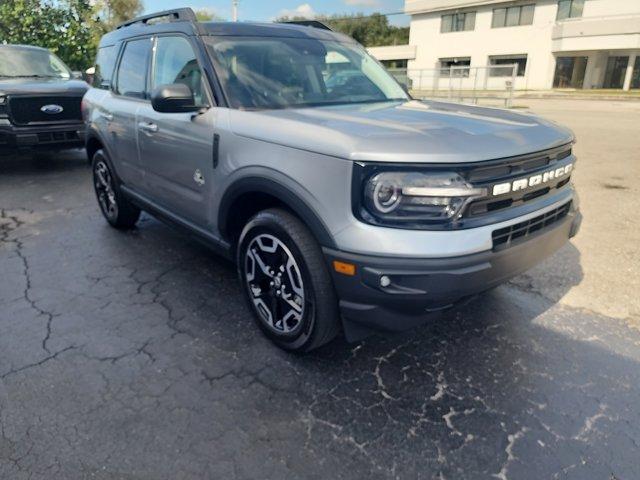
[0, 47, 71, 79]
[205, 37, 408, 110]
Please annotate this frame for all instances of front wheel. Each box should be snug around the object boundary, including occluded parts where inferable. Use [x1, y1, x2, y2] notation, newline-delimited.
[237, 208, 340, 352]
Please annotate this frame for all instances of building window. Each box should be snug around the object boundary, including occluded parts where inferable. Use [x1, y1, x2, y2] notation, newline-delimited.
[439, 57, 471, 77]
[553, 56, 588, 88]
[441, 12, 476, 33]
[631, 57, 640, 89]
[603, 56, 629, 89]
[492, 5, 535, 28]
[381, 59, 408, 70]
[557, 0, 584, 20]
[489, 55, 528, 77]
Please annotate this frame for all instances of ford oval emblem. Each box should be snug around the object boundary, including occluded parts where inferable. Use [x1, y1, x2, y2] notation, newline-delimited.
[40, 104, 64, 114]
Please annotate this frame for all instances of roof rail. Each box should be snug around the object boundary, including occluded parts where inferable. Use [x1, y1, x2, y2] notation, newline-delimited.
[117, 8, 197, 29]
[281, 20, 333, 31]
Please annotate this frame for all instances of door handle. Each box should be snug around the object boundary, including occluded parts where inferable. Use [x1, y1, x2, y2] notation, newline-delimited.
[100, 112, 113, 122]
[138, 122, 158, 133]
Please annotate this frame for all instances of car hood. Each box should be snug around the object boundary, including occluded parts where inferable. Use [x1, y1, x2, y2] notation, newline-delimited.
[228, 100, 574, 163]
[0, 77, 89, 96]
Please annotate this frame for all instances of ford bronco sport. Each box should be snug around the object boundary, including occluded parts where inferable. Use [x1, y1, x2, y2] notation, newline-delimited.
[83, 8, 581, 352]
[0, 45, 88, 153]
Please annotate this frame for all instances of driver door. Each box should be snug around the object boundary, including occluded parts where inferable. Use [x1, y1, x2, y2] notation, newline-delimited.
[136, 34, 216, 227]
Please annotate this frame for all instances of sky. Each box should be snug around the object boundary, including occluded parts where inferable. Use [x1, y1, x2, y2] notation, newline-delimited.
[142, 0, 410, 26]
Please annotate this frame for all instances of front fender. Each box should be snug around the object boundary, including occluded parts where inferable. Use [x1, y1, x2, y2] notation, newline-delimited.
[218, 173, 337, 249]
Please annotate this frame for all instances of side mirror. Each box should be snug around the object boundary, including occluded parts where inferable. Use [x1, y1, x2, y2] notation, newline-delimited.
[151, 83, 200, 113]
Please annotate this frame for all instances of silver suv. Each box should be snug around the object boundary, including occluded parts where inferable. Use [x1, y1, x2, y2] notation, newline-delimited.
[83, 9, 581, 352]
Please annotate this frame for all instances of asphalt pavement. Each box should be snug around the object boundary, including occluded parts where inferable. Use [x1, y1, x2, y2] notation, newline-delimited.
[1, 99, 639, 479]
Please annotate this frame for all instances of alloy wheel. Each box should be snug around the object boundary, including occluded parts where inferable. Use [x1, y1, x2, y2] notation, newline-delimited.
[244, 233, 307, 335]
[94, 160, 118, 221]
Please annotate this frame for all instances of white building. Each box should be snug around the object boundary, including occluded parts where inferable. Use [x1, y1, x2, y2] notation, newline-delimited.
[372, 0, 640, 91]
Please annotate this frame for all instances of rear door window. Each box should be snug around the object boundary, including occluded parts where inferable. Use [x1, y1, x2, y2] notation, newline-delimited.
[93, 45, 118, 89]
[115, 38, 151, 99]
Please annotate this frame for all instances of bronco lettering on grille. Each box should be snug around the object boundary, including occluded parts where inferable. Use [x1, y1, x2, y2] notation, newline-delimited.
[492, 164, 573, 196]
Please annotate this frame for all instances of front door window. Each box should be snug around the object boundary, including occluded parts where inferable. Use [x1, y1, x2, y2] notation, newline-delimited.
[553, 56, 587, 89]
[152, 36, 207, 106]
[603, 56, 629, 89]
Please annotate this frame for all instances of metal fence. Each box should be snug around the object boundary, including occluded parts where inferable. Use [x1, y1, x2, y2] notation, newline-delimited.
[388, 64, 520, 108]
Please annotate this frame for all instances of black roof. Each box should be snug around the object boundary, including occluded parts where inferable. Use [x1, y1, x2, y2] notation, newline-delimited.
[100, 15, 353, 47]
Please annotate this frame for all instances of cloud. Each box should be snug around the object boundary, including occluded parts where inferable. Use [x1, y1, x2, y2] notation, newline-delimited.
[276, 3, 319, 19]
[344, 0, 382, 6]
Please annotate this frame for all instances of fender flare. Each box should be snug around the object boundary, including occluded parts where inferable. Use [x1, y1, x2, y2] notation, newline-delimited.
[85, 127, 126, 181]
[86, 127, 113, 162]
[218, 176, 337, 249]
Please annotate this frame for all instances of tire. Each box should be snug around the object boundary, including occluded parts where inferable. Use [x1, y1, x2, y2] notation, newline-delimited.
[237, 208, 340, 352]
[92, 149, 140, 230]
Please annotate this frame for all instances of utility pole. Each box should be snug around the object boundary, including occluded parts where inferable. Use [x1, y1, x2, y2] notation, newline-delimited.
[232, 0, 239, 22]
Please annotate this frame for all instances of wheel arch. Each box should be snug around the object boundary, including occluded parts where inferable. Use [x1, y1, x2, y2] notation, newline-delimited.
[85, 127, 113, 162]
[85, 128, 126, 183]
[85, 133, 103, 163]
[218, 177, 337, 251]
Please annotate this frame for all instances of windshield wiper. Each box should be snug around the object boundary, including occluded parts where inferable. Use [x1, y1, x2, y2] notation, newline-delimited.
[285, 98, 408, 109]
[238, 98, 409, 112]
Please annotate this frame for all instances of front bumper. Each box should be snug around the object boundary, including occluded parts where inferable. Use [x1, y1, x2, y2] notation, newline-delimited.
[0, 121, 85, 153]
[324, 204, 581, 340]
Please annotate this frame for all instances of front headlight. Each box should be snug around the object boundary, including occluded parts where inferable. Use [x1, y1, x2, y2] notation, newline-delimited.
[362, 171, 486, 225]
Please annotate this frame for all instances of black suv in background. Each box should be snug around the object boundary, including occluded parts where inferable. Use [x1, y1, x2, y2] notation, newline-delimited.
[0, 44, 88, 154]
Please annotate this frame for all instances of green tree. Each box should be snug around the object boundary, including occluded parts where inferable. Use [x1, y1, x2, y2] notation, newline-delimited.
[96, 0, 143, 29]
[277, 12, 409, 47]
[0, 0, 97, 70]
[194, 9, 224, 21]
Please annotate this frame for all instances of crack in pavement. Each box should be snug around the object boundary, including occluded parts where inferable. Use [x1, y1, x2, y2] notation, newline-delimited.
[0, 209, 58, 354]
[0, 345, 77, 380]
[492, 426, 529, 480]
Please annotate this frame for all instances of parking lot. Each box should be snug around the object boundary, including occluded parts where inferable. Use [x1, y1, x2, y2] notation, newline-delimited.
[1, 99, 639, 479]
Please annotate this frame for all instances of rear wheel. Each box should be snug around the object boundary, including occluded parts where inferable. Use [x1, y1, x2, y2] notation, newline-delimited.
[92, 149, 140, 229]
[237, 208, 340, 352]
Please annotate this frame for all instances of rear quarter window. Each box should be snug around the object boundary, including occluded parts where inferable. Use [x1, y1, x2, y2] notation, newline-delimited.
[93, 45, 117, 90]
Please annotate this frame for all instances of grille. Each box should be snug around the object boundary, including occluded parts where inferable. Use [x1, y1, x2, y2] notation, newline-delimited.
[464, 147, 573, 218]
[37, 131, 79, 143]
[492, 202, 571, 250]
[467, 149, 571, 183]
[9, 96, 82, 125]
